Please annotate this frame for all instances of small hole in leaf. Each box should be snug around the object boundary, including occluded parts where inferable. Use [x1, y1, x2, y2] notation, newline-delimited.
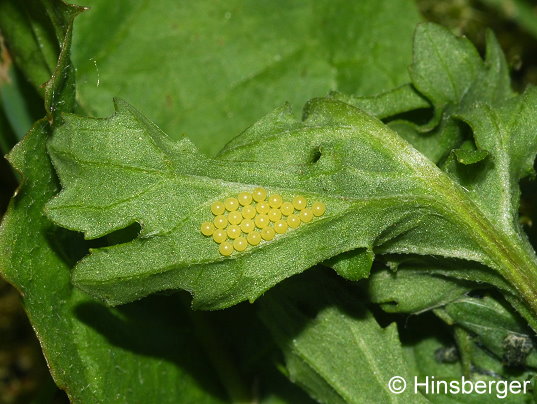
[309, 147, 322, 163]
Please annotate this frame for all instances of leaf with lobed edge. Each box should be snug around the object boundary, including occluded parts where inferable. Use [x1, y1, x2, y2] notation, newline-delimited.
[259, 270, 429, 404]
[410, 23, 514, 125]
[451, 89, 537, 240]
[314, 26, 515, 280]
[46, 93, 537, 312]
[218, 105, 377, 282]
[366, 24, 516, 167]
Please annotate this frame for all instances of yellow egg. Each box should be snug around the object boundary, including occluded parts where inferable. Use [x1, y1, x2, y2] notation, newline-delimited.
[212, 229, 227, 243]
[299, 208, 313, 223]
[228, 211, 243, 225]
[274, 220, 288, 234]
[268, 208, 282, 222]
[268, 194, 283, 208]
[247, 231, 262, 245]
[261, 226, 275, 241]
[256, 201, 270, 214]
[224, 197, 239, 211]
[252, 187, 267, 202]
[242, 205, 256, 219]
[211, 201, 225, 216]
[219, 241, 234, 256]
[255, 214, 270, 229]
[213, 215, 228, 229]
[280, 202, 294, 216]
[240, 219, 255, 233]
[227, 224, 241, 239]
[287, 214, 300, 229]
[200, 222, 215, 236]
[237, 192, 253, 206]
[312, 201, 326, 216]
[292, 195, 307, 210]
[233, 237, 248, 252]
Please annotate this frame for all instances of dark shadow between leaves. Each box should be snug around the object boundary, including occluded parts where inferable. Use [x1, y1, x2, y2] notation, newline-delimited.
[45, 222, 142, 268]
[199, 300, 317, 404]
[385, 107, 433, 127]
[74, 292, 227, 401]
[257, 266, 371, 360]
[520, 160, 537, 250]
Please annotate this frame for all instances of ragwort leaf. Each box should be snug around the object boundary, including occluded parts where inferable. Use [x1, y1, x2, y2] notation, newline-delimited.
[46, 96, 537, 315]
[70, 0, 421, 155]
[259, 270, 429, 404]
[410, 24, 514, 122]
[454, 89, 537, 240]
[368, 268, 471, 314]
[388, 25, 515, 166]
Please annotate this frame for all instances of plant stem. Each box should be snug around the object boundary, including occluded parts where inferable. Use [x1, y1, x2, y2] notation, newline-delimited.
[444, 182, 537, 324]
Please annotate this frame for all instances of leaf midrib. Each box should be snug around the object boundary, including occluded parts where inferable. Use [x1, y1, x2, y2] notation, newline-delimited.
[76, 193, 469, 289]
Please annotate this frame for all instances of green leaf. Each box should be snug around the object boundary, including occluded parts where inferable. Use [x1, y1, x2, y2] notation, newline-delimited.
[411, 24, 481, 113]
[387, 119, 462, 164]
[325, 248, 374, 281]
[329, 84, 430, 120]
[400, 24, 514, 165]
[381, 255, 515, 297]
[333, 27, 511, 166]
[70, 0, 421, 155]
[45, 94, 537, 317]
[368, 267, 472, 314]
[410, 24, 513, 121]
[365, 252, 534, 317]
[42, 98, 468, 307]
[452, 149, 488, 165]
[1, 120, 230, 403]
[439, 296, 537, 368]
[453, 90, 537, 239]
[259, 270, 428, 404]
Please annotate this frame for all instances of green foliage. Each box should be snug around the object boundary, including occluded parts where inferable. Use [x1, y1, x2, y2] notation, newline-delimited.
[0, 0, 82, 96]
[368, 268, 471, 314]
[69, 0, 421, 155]
[440, 296, 537, 368]
[2, 0, 537, 403]
[0, 2, 249, 403]
[259, 271, 429, 404]
[45, 93, 535, 312]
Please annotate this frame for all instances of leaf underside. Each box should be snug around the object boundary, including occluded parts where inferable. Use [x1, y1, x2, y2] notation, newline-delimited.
[47, 95, 500, 309]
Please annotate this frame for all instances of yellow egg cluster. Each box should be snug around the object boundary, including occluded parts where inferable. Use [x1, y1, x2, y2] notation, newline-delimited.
[200, 187, 326, 256]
